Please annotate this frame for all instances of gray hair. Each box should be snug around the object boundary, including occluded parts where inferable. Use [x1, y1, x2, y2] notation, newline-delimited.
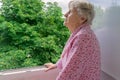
[69, 0, 95, 25]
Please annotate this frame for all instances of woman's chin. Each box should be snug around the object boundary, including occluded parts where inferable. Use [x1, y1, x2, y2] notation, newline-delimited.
[63, 22, 68, 27]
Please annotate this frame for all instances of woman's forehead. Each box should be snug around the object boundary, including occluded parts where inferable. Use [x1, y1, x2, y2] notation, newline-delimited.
[69, 7, 77, 13]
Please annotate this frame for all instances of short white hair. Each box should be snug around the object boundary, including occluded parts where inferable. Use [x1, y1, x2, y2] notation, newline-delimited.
[69, 0, 95, 25]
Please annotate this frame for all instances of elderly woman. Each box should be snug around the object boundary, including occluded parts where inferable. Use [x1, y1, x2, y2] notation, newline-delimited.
[44, 0, 101, 80]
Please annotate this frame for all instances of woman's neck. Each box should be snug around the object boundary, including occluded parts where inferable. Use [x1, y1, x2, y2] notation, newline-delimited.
[69, 22, 87, 33]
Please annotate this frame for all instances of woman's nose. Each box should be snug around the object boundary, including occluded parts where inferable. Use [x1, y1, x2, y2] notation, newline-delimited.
[64, 12, 68, 17]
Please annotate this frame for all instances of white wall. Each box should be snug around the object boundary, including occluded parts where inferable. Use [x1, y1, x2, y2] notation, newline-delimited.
[95, 27, 120, 80]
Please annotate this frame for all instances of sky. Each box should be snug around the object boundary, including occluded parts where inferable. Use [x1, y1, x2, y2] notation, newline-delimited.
[42, 0, 120, 13]
[42, 0, 70, 14]
[0, 0, 120, 13]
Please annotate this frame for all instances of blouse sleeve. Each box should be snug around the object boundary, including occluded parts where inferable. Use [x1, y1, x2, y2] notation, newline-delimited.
[56, 58, 63, 70]
[56, 34, 91, 80]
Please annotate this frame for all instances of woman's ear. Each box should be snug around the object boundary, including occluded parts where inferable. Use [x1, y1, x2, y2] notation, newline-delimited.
[81, 16, 87, 23]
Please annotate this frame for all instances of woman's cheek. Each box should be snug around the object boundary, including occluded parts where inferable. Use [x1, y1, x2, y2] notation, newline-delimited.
[68, 13, 73, 20]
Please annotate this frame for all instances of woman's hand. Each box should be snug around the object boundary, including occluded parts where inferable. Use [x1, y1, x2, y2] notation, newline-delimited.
[44, 63, 57, 72]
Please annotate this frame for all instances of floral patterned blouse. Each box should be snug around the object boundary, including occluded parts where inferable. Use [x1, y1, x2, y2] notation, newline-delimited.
[56, 23, 101, 80]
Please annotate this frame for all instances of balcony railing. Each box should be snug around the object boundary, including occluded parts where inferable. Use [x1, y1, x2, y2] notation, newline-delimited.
[0, 66, 116, 80]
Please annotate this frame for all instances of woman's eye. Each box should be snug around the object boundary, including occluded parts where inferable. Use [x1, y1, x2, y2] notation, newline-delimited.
[67, 11, 70, 14]
[68, 11, 71, 14]
[69, 11, 71, 13]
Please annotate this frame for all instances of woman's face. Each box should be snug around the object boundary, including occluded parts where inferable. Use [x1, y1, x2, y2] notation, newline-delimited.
[64, 6, 85, 29]
[64, 7, 79, 27]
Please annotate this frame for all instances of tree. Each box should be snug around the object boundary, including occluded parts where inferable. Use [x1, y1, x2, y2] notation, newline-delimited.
[1, 0, 44, 25]
[0, 0, 69, 70]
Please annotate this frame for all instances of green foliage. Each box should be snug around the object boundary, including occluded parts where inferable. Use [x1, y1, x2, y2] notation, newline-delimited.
[1, 0, 44, 25]
[0, 0, 69, 70]
[0, 49, 26, 70]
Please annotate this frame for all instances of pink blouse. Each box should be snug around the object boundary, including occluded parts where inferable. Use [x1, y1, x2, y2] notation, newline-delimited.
[56, 23, 101, 80]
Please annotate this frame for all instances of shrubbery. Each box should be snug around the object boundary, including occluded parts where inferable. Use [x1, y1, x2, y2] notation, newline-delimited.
[0, 0, 69, 71]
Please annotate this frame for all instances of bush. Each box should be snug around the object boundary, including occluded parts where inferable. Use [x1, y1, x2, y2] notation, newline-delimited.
[0, 0, 69, 70]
